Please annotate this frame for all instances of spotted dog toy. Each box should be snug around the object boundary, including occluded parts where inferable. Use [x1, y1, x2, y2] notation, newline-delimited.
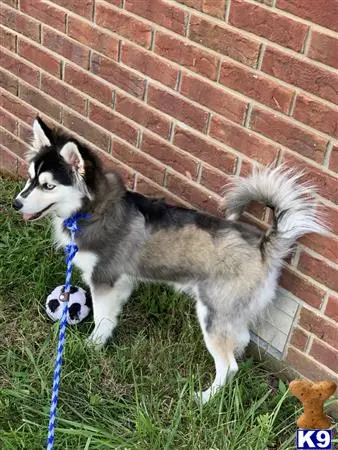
[290, 379, 337, 429]
[46, 285, 91, 325]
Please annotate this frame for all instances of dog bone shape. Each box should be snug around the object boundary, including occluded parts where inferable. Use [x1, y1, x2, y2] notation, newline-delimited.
[289, 379, 336, 429]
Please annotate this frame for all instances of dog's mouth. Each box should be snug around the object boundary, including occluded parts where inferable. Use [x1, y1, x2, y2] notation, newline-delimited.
[23, 203, 55, 221]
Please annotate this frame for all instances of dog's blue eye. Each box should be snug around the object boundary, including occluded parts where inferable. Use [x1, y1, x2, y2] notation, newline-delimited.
[42, 183, 55, 190]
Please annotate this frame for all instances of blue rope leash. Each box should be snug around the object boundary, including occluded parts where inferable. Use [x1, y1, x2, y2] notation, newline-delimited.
[46, 213, 89, 450]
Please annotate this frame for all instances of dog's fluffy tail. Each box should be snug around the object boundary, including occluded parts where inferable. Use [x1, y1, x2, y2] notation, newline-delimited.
[222, 166, 328, 263]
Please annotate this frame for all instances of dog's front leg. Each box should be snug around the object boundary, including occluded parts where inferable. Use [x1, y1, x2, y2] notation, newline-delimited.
[86, 275, 134, 349]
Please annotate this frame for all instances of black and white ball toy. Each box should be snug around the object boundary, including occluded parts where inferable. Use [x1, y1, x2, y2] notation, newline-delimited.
[46, 285, 92, 325]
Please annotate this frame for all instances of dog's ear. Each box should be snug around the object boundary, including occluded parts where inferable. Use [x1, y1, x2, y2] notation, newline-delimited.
[32, 116, 52, 150]
[60, 142, 85, 175]
[26, 117, 52, 161]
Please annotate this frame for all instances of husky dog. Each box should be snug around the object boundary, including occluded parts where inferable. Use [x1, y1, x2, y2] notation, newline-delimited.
[13, 117, 326, 403]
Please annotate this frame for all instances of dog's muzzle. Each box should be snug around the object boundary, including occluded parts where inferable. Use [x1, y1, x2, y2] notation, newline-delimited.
[12, 198, 23, 210]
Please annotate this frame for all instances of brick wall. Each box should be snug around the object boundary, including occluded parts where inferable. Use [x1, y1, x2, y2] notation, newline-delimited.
[1, 0, 337, 383]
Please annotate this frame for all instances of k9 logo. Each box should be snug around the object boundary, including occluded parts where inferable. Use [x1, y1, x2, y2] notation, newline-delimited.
[296, 429, 332, 449]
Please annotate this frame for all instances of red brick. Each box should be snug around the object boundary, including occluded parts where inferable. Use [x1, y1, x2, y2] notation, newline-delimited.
[230, 0, 308, 52]
[175, 0, 227, 19]
[20, 0, 66, 32]
[167, 171, 220, 215]
[276, 0, 338, 32]
[64, 64, 112, 106]
[283, 154, 338, 206]
[91, 146, 135, 189]
[298, 252, 338, 292]
[174, 126, 237, 171]
[330, 144, 338, 173]
[286, 347, 338, 383]
[42, 28, 89, 69]
[115, 92, 171, 139]
[210, 115, 279, 165]
[310, 339, 338, 373]
[237, 210, 268, 234]
[219, 60, 293, 114]
[112, 140, 165, 185]
[293, 94, 338, 139]
[0, 69, 18, 95]
[154, 31, 219, 81]
[0, 146, 20, 176]
[0, 4, 40, 41]
[19, 83, 62, 122]
[254, 0, 273, 5]
[0, 127, 29, 158]
[17, 155, 28, 177]
[300, 233, 338, 264]
[181, 73, 247, 124]
[239, 159, 256, 177]
[91, 52, 145, 99]
[135, 174, 168, 199]
[18, 39, 60, 77]
[0, 49, 40, 87]
[96, 1, 152, 49]
[104, 0, 121, 4]
[250, 107, 327, 163]
[262, 46, 338, 105]
[107, 160, 135, 190]
[200, 164, 231, 193]
[2, 0, 18, 7]
[290, 328, 309, 352]
[125, 0, 187, 36]
[141, 133, 199, 179]
[326, 207, 338, 235]
[189, 14, 261, 68]
[325, 296, 338, 323]
[246, 201, 267, 221]
[63, 110, 110, 151]
[18, 121, 32, 143]
[280, 266, 325, 308]
[121, 42, 179, 89]
[299, 307, 338, 349]
[1, 90, 36, 124]
[52, 0, 93, 19]
[308, 30, 338, 70]
[0, 27, 16, 51]
[8, 150, 28, 178]
[41, 74, 87, 115]
[89, 103, 139, 146]
[0, 108, 18, 135]
[68, 16, 119, 61]
[138, 175, 191, 208]
[147, 84, 208, 132]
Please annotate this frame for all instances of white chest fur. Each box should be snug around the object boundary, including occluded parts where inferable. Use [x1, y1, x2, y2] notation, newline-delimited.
[53, 216, 70, 248]
[52, 216, 98, 285]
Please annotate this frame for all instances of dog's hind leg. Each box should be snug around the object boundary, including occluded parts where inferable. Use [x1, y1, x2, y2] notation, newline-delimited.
[195, 300, 248, 404]
[87, 275, 133, 349]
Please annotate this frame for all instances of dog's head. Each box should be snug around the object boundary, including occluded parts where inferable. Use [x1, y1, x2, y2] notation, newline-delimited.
[13, 117, 99, 220]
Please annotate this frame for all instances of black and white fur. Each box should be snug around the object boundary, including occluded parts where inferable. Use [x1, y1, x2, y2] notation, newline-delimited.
[13, 117, 327, 403]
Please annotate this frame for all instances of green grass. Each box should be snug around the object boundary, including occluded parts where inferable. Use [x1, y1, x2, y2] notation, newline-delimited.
[0, 175, 330, 450]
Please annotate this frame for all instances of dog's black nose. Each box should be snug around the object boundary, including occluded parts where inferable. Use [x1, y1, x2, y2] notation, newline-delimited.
[12, 198, 23, 210]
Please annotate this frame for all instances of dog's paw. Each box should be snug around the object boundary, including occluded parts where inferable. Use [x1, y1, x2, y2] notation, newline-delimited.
[194, 383, 225, 404]
[85, 331, 106, 350]
[194, 387, 215, 405]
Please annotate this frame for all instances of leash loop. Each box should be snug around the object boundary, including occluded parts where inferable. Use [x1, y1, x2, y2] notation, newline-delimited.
[46, 213, 88, 450]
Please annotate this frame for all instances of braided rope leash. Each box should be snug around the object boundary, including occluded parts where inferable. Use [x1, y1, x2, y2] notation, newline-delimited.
[46, 213, 89, 450]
